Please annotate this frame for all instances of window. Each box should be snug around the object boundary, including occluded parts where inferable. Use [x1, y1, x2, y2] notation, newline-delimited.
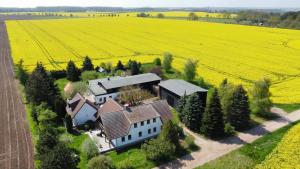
[147, 120, 150, 124]
[153, 118, 156, 123]
[148, 129, 151, 134]
[141, 121, 144, 126]
[109, 96, 112, 98]
[128, 135, 132, 140]
[153, 127, 157, 133]
[134, 123, 137, 128]
[139, 132, 142, 137]
[99, 98, 102, 102]
[121, 137, 125, 142]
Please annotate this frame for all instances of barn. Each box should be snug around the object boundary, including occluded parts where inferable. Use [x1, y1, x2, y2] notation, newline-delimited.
[159, 79, 208, 107]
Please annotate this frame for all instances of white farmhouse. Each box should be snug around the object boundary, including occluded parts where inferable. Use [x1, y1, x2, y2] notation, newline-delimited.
[97, 99, 173, 149]
[66, 93, 98, 126]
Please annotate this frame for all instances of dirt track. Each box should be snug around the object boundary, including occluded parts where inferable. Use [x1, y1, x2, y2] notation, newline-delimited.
[0, 16, 34, 169]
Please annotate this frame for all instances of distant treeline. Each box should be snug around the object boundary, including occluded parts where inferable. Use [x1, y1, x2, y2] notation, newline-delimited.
[236, 10, 300, 29]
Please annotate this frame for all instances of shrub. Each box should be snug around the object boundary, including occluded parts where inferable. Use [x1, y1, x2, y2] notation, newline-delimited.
[82, 138, 99, 160]
[224, 123, 236, 136]
[184, 135, 198, 151]
[149, 66, 163, 77]
[142, 138, 175, 162]
[81, 71, 99, 82]
[87, 155, 115, 169]
[153, 57, 161, 66]
[118, 159, 134, 169]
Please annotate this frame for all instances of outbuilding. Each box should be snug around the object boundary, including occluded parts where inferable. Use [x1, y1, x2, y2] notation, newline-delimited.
[159, 79, 208, 107]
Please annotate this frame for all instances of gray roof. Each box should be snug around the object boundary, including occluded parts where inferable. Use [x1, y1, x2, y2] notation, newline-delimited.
[89, 73, 161, 95]
[159, 79, 207, 96]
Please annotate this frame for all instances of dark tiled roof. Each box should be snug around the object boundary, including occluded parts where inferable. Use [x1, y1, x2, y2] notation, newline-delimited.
[101, 111, 131, 140]
[159, 79, 207, 96]
[125, 104, 160, 123]
[66, 93, 97, 118]
[151, 100, 173, 123]
[97, 99, 124, 118]
[99, 100, 173, 140]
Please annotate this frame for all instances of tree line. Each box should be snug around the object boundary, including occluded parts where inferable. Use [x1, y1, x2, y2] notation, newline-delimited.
[15, 61, 79, 169]
[177, 78, 273, 139]
[236, 10, 300, 29]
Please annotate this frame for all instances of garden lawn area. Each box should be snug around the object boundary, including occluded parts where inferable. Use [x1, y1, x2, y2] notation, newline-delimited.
[60, 132, 90, 169]
[196, 121, 299, 169]
[275, 103, 300, 113]
[107, 146, 156, 169]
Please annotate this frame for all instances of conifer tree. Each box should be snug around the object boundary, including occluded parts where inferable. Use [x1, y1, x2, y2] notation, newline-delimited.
[176, 93, 187, 122]
[230, 85, 251, 130]
[116, 60, 124, 70]
[82, 56, 94, 71]
[26, 63, 60, 108]
[201, 89, 225, 138]
[66, 60, 80, 82]
[15, 59, 29, 86]
[160, 121, 180, 150]
[183, 93, 204, 131]
[130, 60, 139, 75]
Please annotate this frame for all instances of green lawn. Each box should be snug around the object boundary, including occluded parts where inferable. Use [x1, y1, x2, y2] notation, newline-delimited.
[60, 132, 90, 169]
[196, 121, 299, 169]
[275, 103, 300, 113]
[107, 146, 156, 169]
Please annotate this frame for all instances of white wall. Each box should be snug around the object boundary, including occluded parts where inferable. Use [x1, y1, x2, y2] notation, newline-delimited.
[73, 103, 97, 126]
[94, 92, 119, 104]
[114, 117, 163, 147]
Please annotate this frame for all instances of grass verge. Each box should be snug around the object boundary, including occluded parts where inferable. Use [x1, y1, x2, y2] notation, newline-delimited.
[275, 103, 300, 113]
[196, 121, 299, 169]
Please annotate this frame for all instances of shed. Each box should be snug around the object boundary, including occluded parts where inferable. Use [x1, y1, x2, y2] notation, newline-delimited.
[159, 79, 208, 107]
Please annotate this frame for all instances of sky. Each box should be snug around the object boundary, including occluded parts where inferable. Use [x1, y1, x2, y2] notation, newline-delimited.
[0, 0, 300, 8]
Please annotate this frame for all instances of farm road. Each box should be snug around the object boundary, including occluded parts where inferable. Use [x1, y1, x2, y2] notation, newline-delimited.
[156, 108, 300, 169]
[0, 16, 34, 169]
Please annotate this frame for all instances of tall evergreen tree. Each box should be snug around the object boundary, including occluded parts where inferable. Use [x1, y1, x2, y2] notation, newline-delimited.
[15, 59, 29, 86]
[229, 85, 251, 130]
[160, 121, 180, 149]
[26, 63, 60, 108]
[176, 93, 187, 122]
[66, 60, 80, 82]
[130, 60, 139, 75]
[201, 89, 225, 139]
[82, 56, 94, 71]
[116, 60, 124, 70]
[183, 93, 204, 132]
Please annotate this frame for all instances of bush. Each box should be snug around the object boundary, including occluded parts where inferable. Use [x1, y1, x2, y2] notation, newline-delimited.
[118, 159, 134, 169]
[149, 66, 163, 77]
[87, 155, 115, 169]
[184, 135, 198, 151]
[82, 138, 99, 160]
[153, 57, 161, 66]
[224, 123, 236, 136]
[81, 71, 99, 82]
[142, 138, 175, 162]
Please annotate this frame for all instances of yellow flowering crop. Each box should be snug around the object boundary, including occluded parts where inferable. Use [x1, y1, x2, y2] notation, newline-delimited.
[256, 123, 300, 169]
[5, 17, 300, 103]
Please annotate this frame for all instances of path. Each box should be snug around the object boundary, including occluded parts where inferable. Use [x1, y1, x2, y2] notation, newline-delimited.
[156, 109, 300, 169]
[0, 18, 34, 169]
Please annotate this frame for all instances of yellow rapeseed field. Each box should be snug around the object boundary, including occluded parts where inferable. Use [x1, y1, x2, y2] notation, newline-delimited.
[255, 123, 300, 169]
[5, 17, 300, 103]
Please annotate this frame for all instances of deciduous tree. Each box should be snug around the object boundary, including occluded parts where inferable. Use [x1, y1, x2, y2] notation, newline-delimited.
[184, 59, 198, 82]
[162, 53, 173, 72]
